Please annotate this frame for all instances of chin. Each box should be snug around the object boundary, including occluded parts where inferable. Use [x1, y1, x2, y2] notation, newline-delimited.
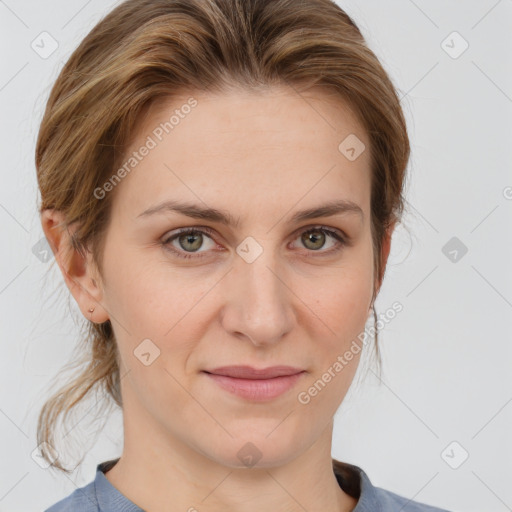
[199, 429, 306, 470]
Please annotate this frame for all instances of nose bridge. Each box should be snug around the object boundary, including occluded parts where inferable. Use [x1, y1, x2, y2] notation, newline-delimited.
[223, 238, 294, 345]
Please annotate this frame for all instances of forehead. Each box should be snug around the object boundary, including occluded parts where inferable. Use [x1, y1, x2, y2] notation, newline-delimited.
[112, 85, 372, 223]
[143, 84, 366, 148]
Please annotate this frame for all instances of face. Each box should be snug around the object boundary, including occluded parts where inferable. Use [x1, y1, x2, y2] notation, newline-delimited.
[85, 85, 380, 468]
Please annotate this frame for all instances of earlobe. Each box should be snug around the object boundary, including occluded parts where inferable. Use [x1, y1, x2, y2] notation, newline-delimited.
[40, 209, 110, 324]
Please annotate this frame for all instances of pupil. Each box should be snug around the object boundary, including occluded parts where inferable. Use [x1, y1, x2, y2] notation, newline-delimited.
[181, 233, 202, 252]
[304, 231, 324, 250]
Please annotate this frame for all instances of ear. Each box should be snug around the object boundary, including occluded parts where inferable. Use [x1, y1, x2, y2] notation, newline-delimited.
[369, 221, 396, 312]
[376, 220, 396, 295]
[41, 209, 110, 324]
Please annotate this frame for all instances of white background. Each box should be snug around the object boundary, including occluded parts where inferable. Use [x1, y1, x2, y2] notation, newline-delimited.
[0, 1, 511, 511]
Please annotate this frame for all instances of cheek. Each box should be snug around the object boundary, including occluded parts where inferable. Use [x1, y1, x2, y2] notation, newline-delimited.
[102, 243, 198, 329]
[306, 263, 373, 335]
[336, 272, 372, 323]
[103, 255, 217, 372]
[297, 270, 372, 411]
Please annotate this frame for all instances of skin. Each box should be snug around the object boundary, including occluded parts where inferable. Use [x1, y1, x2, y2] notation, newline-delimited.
[42, 84, 394, 512]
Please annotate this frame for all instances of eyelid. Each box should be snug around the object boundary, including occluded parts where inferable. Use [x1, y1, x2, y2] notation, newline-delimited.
[162, 225, 217, 244]
[161, 224, 349, 260]
[161, 226, 218, 251]
[292, 224, 348, 242]
[162, 224, 348, 243]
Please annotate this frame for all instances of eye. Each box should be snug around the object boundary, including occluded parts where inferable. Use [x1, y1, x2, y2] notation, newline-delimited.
[290, 226, 347, 256]
[161, 225, 347, 260]
[162, 227, 218, 260]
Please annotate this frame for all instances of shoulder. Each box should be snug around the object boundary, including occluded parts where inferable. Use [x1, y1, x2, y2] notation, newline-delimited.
[370, 485, 451, 511]
[332, 459, 451, 512]
[44, 480, 99, 512]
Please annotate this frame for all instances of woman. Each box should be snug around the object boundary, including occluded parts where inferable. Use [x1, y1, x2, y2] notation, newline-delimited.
[36, 0, 450, 510]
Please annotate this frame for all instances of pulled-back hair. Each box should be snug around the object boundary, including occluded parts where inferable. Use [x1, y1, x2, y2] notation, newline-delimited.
[35, 0, 410, 473]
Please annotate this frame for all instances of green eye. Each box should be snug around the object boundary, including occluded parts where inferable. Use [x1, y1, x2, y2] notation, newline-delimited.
[162, 225, 347, 260]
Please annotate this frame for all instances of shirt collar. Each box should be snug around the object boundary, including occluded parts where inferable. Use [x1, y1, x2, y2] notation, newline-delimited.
[333, 459, 382, 512]
[94, 458, 378, 511]
[95, 459, 144, 511]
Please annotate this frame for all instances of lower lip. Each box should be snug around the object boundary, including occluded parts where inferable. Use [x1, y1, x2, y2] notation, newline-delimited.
[203, 371, 305, 401]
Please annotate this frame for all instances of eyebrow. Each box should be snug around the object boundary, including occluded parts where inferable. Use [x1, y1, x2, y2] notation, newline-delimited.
[136, 199, 364, 226]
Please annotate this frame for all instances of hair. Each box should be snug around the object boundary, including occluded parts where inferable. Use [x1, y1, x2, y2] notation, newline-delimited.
[35, 0, 410, 474]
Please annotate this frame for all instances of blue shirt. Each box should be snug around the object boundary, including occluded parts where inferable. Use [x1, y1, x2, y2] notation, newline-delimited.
[45, 458, 451, 511]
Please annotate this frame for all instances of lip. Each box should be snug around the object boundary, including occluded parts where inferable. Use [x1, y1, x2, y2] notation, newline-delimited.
[202, 366, 306, 401]
[205, 365, 305, 379]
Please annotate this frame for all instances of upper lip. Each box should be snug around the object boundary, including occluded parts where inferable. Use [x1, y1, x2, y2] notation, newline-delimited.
[204, 365, 305, 379]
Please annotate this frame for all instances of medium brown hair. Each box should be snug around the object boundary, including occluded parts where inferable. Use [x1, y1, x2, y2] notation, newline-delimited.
[35, 0, 410, 473]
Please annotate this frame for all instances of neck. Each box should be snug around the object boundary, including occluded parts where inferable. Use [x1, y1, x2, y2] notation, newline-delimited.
[105, 395, 358, 512]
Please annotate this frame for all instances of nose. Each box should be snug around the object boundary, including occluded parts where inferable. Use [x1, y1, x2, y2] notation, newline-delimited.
[219, 246, 295, 347]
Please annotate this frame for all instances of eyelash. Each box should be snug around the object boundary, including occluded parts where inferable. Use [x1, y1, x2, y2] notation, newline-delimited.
[161, 225, 348, 260]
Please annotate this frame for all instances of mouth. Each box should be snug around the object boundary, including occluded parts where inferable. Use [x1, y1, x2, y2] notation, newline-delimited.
[202, 366, 306, 401]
